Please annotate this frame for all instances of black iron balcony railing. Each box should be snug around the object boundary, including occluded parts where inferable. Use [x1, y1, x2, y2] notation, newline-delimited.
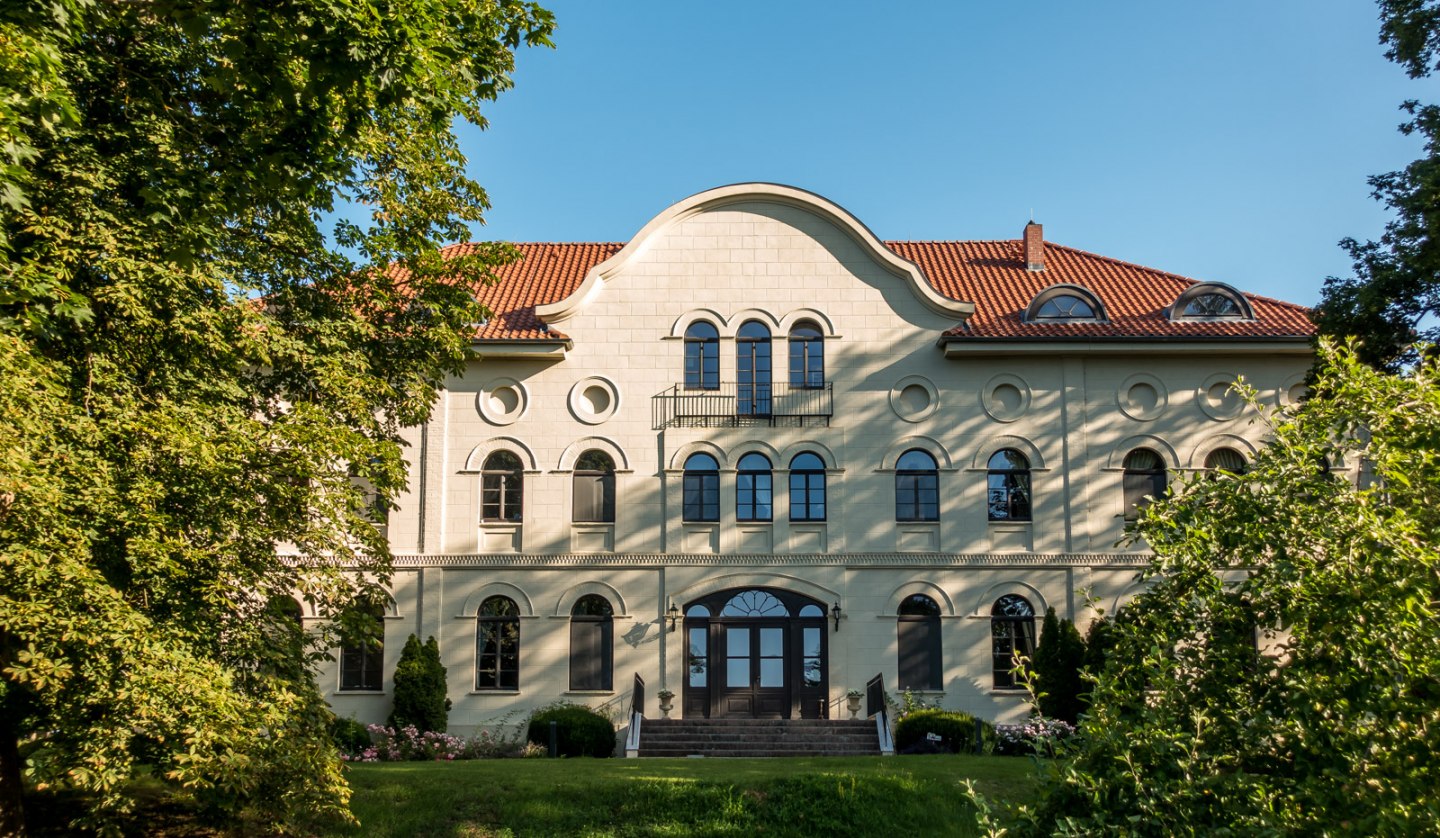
[652, 382, 833, 429]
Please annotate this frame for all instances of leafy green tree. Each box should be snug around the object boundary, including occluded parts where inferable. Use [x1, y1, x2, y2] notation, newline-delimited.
[0, 0, 553, 833]
[1032, 609, 1087, 725]
[1315, 2, 1440, 369]
[975, 341, 1440, 835]
[389, 635, 451, 733]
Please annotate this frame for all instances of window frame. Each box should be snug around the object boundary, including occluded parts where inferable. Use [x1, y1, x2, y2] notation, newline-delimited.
[736, 320, 773, 416]
[735, 452, 773, 523]
[568, 594, 614, 691]
[572, 450, 616, 523]
[1024, 284, 1108, 323]
[986, 449, 1032, 522]
[787, 321, 825, 389]
[475, 596, 520, 691]
[897, 594, 943, 691]
[481, 450, 524, 523]
[682, 453, 720, 523]
[788, 451, 827, 522]
[683, 322, 720, 391]
[1123, 448, 1167, 521]
[895, 449, 940, 522]
[991, 594, 1036, 690]
[338, 603, 385, 692]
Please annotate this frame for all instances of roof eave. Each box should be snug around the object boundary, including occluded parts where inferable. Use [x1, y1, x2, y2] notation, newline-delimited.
[937, 336, 1314, 358]
[469, 338, 572, 360]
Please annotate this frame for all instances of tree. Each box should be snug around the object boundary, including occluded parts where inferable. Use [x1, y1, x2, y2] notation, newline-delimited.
[1314, 2, 1440, 369]
[0, 0, 554, 833]
[389, 635, 450, 733]
[1031, 608, 1087, 725]
[975, 341, 1440, 835]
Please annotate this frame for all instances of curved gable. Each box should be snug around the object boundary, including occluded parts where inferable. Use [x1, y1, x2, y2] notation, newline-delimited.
[534, 183, 975, 324]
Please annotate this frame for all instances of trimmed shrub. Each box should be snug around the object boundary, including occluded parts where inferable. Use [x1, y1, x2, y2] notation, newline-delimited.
[526, 703, 616, 758]
[329, 715, 371, 757]
[389, 634, 450, 732]
[893, 708, 996, 754]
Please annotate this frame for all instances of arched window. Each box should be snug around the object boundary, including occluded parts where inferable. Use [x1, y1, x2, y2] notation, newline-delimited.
[991, 594, 1036, 689]
[1185, 294, 1242, 317]
[1123, 448, 1167, 520]
[481, 450, 523, 522]
[895, 449, 939, 522]
[1204, 447, 1248, 475]
[736, 452, 773, 522]
[897, 594, 942, 690]
[1025, 285, 1107, 322]
[573, 450, 616, 523]
[569, 594, 613, 691]
[737, 321, 772, 416]
[476, 596, 520, 690]
[987, 449, 1032, 522]
[788, 320, 825, 389]
[339, 601, 385, 692]
[1170, 283, 1253, 321]
[684, 322, 719, 390]
[683, 453, 720, 522]
[788, 452, 827, 522]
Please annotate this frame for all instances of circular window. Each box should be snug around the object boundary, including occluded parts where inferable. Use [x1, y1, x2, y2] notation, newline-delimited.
[982, 374, 1032, 423]
[889, 375, 939, 423]
[1117, 374, 1169, 422]
[1278, 373, 1307, 409]
[568, 376, 620, 425]
[1197, 373, 1244, 421]
[477, 379, 528, 425]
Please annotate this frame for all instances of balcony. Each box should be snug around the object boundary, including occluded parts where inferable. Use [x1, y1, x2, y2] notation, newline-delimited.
[652, 382, 833, 429]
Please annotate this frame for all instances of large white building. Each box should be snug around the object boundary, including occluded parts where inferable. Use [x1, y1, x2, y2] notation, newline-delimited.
[320, 183, 1313, 732]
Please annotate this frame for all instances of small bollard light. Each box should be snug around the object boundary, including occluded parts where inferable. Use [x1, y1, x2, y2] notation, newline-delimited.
[549, 719, 558, 757]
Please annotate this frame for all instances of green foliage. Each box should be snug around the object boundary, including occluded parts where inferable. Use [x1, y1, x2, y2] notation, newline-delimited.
[330, 716, 372, 758]
[525, 704, 616, 758]
[0, 0, 554, 832]
[1315, 2, 1440, 369]
[893, 709, 997, 755]
[387, 635, 450, 733]
[1031, 608, 1087, 724]
[976, 341, 1440, 835]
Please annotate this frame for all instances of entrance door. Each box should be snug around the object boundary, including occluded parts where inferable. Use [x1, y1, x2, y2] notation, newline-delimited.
[719, 622, 788, 718]
[681, 587, 829, 720]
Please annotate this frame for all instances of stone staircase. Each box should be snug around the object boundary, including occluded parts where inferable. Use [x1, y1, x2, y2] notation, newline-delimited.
[636, 718, 881, 757]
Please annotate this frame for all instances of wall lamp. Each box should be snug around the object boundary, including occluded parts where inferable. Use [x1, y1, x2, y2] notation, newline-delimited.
[831, 602, 843, 632]
[666, 601, 681, 633]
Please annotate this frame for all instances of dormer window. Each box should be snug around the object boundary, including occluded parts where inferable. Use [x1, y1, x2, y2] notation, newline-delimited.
[1170, 283, 1254, 321]
[1025, 285, 1107, 323]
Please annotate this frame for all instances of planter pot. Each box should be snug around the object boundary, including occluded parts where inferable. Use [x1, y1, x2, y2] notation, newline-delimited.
[846, 695, 862, 719]
[658, 696, 674, 718]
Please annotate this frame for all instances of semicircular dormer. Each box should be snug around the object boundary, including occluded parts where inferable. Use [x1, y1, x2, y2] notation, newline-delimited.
[1169, 282, 1255, 321]
[1024, 284, 1108, 323]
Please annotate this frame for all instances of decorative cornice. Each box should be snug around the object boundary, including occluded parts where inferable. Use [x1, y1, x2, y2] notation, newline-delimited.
[383, 552, 1151, 569]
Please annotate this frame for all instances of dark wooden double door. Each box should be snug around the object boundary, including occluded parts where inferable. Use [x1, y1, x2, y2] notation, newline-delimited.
[682, 588, 828, 719]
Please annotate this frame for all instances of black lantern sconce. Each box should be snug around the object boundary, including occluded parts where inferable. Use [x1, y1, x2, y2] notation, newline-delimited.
[831, 602, 843, 632]
[666, 601, 681, 633]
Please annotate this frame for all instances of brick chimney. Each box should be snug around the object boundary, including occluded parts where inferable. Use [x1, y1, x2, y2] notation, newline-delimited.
[1023, 221, 1044, 271]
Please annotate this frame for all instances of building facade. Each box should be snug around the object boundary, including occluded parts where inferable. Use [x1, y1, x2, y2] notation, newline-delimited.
[317, 183, 1314, 732]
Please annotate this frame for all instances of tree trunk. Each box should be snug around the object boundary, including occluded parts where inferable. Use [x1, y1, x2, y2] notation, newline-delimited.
[0, 730, 24, 838]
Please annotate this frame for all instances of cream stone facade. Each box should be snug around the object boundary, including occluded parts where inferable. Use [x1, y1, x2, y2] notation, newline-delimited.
[316, 184, 1314, 733]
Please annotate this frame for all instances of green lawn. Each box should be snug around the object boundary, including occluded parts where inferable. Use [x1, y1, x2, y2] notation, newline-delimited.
[334, 755, 1036, 838]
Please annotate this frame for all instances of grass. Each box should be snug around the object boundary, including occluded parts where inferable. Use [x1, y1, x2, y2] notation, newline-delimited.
[334, 755, 1037, 837]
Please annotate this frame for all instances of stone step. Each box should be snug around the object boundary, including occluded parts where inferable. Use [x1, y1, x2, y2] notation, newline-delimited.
[636, 718, 882, 758]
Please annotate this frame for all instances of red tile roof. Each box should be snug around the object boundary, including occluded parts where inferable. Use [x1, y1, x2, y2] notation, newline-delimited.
[441, 239, 1312, 342]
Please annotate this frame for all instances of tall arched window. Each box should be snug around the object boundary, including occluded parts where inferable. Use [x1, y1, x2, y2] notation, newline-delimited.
[1123, 448, 1167, 520]
[569, 594, 613, 691]
[737, 321, 772, 416]
[684, 322, 719, 390]
[987, 449, 1032, 522]
[897, 594, 942, 690]
[476, 596, 520, 690]
[788, 452, 826, 522]
[736, 452, 773, 522]
[1204, 447, 1248, 475]
[991, 594, 1036, 689]
[481, 450, 523, 522]
[339, 601, 385, 692]
[788, 320, 824, 388]
[572, 450, 616, 523]
[895, 449, 939, 522]
[683, 453, 720, 522]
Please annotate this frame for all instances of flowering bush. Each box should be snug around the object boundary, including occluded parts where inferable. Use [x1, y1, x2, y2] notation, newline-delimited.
[339, 723, 534, 762]
[994, 716, 1075, 757]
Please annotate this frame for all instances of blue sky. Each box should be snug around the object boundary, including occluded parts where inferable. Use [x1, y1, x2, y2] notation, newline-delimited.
[453, 1, 1427, 307]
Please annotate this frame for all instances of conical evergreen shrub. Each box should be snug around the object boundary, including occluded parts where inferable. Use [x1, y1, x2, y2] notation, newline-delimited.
[388, 634, 451, 732]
